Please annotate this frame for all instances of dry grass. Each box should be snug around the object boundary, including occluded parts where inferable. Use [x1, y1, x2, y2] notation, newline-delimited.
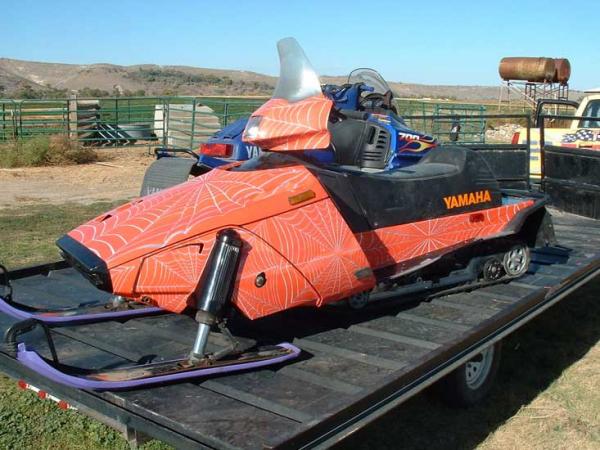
[479, 343, 599, 450]
[0, 135, 97, 168]
[336, 279, 600, 450]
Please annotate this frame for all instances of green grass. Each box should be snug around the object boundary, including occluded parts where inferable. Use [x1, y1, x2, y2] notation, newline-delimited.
[0, 201, 173, 449]
[0, 379, 136, 450]
[0, 202, 123, 268]
[96, 96, 265, 125]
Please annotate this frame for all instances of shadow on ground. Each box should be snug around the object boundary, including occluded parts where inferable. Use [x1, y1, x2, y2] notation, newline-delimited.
[334, 277, 600, 450]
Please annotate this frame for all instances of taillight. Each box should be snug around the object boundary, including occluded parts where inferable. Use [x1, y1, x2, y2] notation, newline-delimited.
[511, 132, 520, 145]
[198, 143, 233, 157]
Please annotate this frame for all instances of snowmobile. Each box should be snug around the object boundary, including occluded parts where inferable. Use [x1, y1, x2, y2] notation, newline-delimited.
[147, 69, 436, 196]
[0, 38, 552, 390]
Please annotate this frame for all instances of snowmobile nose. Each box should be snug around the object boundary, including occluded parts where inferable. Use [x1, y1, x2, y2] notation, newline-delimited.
[56, 234, 112, 292]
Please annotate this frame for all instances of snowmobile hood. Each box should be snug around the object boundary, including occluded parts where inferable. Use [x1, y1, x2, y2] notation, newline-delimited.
[60, 163, 328, 273]
[242, 37, 333, 151]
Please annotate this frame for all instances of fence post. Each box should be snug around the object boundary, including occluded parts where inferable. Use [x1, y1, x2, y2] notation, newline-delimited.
[162, 99, 168, 147]
[68, 94, 78, 141]
[223, 101, 229, 127]
[17, 101, 22, 138]
[115, 97, 119, 127]
[190, 98, 197, 150]
[479, 105, 486, 143]
[11, 101, 17, 139]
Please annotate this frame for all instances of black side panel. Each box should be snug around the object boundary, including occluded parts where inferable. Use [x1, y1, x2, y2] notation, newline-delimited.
[544, 146, 600, 186]
[543, 146, 600, 219]
[347, 146, 503, 229]
[545, 182, 600, 220]
[464, 144, 530, 190]
[140, 157, 197, 196]
[358, 126, 391, 170]
[330, 120, 368, 166]
[309, 168, 371, 232]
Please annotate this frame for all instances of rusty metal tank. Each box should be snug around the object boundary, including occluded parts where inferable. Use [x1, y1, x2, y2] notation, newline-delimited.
[553, 58, 571, 84]
[498, 57, 556, 82]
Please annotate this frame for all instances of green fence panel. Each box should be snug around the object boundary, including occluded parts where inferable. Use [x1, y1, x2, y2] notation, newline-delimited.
[2, 95, 493, 149]
[0, 96, 266, 150]
[395, 99, 487, 144]
[0, 100, 19, 141]
[431, 104, 487, 144]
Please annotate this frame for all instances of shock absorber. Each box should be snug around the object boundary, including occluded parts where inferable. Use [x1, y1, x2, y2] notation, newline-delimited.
[190, 229, 243, 361]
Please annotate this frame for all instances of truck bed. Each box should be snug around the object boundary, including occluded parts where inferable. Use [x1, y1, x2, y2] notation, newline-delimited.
[0, 209, 598, 450]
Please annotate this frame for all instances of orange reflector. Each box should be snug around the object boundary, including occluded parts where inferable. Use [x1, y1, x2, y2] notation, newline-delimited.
[58, 400, 69, 410]
[38, 390, 47, 400]
[17, 380, 27, 390]
[288, 190, 316, 205]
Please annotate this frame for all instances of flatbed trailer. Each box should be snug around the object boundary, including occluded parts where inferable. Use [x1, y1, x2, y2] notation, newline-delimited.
[0, 207, 598, 449]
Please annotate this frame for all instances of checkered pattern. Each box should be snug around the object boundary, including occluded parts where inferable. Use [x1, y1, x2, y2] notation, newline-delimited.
[576, 129, 595, 141]
[561, 129, 598, 144]
[562, 133, 578, 143]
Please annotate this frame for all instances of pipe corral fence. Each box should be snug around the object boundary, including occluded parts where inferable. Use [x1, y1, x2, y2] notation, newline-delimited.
[0, 97, 265, 150]
[0, 96, 514, 150]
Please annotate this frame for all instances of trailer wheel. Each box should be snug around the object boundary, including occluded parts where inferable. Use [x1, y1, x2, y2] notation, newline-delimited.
[437, 342, 502, 407]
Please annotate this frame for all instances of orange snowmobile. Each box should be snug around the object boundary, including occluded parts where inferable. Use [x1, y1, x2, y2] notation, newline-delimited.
[0, 38, 552, 389]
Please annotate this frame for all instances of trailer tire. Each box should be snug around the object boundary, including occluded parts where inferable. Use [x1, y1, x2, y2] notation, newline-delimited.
[437, 341, 502, 407]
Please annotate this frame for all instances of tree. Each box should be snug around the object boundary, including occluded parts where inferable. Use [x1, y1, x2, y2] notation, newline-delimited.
[15, 84, 40, 99]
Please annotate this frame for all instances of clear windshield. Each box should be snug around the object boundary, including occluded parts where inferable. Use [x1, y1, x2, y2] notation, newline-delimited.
[272, 37, 322, 102]
[348, 68, 393, 95]
[579, 99, 600, 128]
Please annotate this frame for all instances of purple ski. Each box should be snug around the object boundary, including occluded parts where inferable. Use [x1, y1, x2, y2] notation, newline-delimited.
[0, 295, 164, 325]
[16, 342, 301, 390]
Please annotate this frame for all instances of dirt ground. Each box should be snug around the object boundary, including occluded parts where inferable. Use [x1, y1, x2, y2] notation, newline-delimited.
[0, 147, 155, 209]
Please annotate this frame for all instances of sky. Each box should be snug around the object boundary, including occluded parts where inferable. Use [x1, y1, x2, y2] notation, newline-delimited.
[0, 0, 597, 90]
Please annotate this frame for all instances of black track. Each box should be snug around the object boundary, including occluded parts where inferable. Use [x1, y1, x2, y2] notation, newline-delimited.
[0, 208, 598, 450]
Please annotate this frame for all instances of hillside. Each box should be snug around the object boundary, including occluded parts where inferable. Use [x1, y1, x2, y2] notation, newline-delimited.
[0, 57, 580, 101]
[0, 58, 277, 97]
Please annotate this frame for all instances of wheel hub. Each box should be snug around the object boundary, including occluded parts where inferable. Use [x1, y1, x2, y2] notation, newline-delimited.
[465, 346, 495, 390]
[482, 257, 504, 281]
[503, 245, 529, 277]
[348, 291, 370, 309]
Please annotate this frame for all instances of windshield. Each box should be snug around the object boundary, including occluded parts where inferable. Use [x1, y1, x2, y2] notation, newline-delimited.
[243, 38, 332, 151]
[272, 37, 322, 102]
[579, 99, 600, 128]
[348, 68, 393, 95]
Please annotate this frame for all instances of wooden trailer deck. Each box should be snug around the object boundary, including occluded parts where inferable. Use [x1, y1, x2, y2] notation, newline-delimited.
[0, 208, 598, 449]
